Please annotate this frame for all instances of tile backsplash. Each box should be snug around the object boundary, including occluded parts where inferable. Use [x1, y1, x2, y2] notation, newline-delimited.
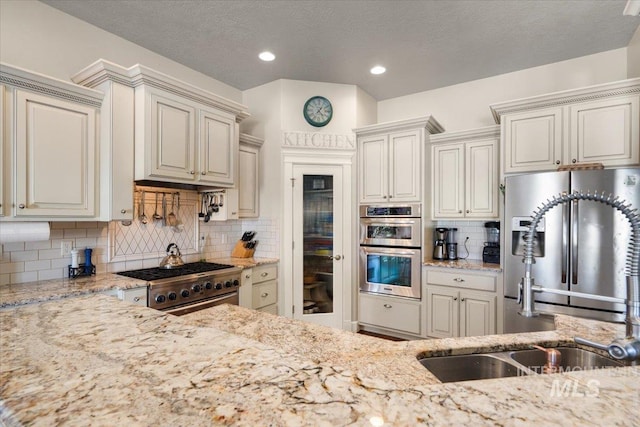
[1, 217, 280, 286]
[433, 220, 498, 261]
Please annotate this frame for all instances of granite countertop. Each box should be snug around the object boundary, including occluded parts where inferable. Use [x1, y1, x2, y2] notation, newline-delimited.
[1, 294, 638, 425]
[0, 257, 279, 309]
[423, 258, 502, 272]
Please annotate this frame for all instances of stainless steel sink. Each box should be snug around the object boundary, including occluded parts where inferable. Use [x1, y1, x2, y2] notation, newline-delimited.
[419, 354, 528, 383]
[419, 346, 624, 383]
[509, 347, 624, 374]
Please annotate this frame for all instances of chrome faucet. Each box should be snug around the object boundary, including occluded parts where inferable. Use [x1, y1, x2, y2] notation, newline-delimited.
[519, 190, 640, 362]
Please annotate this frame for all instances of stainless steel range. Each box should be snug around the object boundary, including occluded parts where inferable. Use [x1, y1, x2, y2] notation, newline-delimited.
[117, 262, 242, 316]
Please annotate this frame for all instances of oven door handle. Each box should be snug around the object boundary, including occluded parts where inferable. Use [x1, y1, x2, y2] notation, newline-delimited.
[164, 292, 238, 316]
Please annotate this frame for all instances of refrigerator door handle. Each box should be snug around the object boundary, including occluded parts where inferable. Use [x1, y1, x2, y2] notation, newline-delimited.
[571, 199, 579, 285]
[561, 200, 568, 284]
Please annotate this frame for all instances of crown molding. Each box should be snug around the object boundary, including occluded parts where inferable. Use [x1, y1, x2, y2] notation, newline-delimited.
[430, 125, 500, 144]
[239, 133, 264, 148]
[282, 131, 356, 151]
[72, 59, 250, 122]
[353, 115, 445, 136]
[1, 62, 104, 108]
[489, 78, 640, 123]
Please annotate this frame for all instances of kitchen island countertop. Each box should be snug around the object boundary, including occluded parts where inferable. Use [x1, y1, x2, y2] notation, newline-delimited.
[1, 294, 638, 426]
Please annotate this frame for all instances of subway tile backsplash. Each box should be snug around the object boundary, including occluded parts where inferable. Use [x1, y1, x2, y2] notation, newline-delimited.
[0, 217, 280, 286]
[433, 220, 497, 261]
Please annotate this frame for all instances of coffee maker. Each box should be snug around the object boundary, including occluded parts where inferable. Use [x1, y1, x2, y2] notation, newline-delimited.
[482, 221, 500, 264]
[433, 228, 448, 260]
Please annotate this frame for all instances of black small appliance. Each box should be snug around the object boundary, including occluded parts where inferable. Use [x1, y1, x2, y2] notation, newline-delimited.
[482, 221, 500, 264]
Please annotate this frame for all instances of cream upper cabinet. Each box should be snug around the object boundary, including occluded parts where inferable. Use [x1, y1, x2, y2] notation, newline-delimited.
[238, 133, 263, 218]
[355, 116, 444, 204]
[199, 107, 236, 186]
[431, 126, 499, 220]
[491, 79, 640, 174]
[0, 84, 5, 217]
[0, 64, 104, 220]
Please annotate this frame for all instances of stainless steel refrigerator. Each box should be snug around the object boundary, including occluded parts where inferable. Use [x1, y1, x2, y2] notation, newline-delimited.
[504, 167, 640, 332]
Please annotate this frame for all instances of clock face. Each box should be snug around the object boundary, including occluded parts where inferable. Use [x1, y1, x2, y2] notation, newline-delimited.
[303, 96, 333, 127]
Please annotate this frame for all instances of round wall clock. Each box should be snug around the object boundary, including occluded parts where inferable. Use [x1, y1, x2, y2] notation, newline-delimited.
[303, 96, 333, 127]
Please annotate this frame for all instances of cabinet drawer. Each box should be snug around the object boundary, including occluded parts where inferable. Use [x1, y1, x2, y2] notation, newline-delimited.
[117, 287, 148, 306]
[253, 265, 277, 284]
[359, 294, 421, 335]
[252, 280, 277, 309]
[426, 270, 496, 292]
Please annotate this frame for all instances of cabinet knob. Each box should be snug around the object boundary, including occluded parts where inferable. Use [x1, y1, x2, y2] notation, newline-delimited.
[383, 304, 392, 308]
[261, 293, 269, 298]
[572, 159, 577, 164]
[18, 204, 25, 209]
[555, 160, 561, 165]
[261, 272, 268, 277]
[133, 296, 141, 302]
[120, 209, 127, 214]
[189, 170, 195, 175]
[383, 195, 388, 199]
[453, 297, 458, 301]
[466, 210, 470, 214]
[458, 210, 462, 214]
[460, 298, 465, 302]
[453, 278, 465, 282]
[201, 171, 206, 175]
[245, 274, 251, 279]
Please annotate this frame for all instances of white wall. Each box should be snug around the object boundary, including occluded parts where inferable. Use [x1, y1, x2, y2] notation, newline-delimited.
[378, 48, 628, 131]
[0, 0, 241, 101]
[628, 26, 640, 78]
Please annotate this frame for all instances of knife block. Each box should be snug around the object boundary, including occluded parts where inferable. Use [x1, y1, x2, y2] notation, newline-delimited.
[231, 240, 255, 258]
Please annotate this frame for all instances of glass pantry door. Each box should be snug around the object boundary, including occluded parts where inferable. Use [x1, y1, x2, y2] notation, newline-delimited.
[292, 165, 343, 328]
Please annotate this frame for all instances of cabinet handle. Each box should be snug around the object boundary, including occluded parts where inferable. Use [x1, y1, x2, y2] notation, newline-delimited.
[466, 210, 470, 214]
[460, 298, 465, 302]
[261, 272, 268, 277]
[201, 171, 206, 175]
[383, 195, 388, 199]
[555, 160, 561, 165]
[133, 296, 141, 302]
[388, 195, 392, 199]
[453, 297, 458, 301]
[245, 274, 251, 279]
[120, 209, 127, 214]
[18, 204, 25, 209]
[458, 210, 462, 213]
[383, 304, 392, 308]
[453, 278, 465, 282]
[189, 170, 195, 175]
[572, 159, 577, 164]
[232, 211, 237, 215]
[261, 292, 269, 298]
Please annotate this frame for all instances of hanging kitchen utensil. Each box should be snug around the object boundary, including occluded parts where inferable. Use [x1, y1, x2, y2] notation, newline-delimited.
[199, 194, 206, 218]
[153, 192, 162, 221]
[172, 193, 184, 232]
[159, 243, 185, 269]
[139, 191, 148, 224]
[167, 193, 177, 227]
[161, 193, 167, 227]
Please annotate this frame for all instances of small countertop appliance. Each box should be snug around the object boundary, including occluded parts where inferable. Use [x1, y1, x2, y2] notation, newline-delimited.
[482, 221, 500, 264]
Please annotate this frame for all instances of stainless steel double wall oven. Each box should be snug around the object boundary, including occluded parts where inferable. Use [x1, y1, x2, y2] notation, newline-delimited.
[359, 204, 422, 299]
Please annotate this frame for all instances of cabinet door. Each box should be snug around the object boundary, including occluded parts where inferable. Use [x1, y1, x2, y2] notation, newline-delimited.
[238, 143, 260, 218]
[465, 139, 498, 218]
[238, 268, 253, 308]
[569, 96, 639, 167]
[15, 90, 97, 217]
[503, 107, 563, 173]
[359, 293, 421, 335]
[149, 91, 196, 180]
[359, 134, 388, 202]
[426, 286, 459, 338]
[460, 291, 496, 337]
[0, 85, 4, 217]
[199, 108, 236, 185]
[389, 130, 421, 202]
[432, 144, 464, 218]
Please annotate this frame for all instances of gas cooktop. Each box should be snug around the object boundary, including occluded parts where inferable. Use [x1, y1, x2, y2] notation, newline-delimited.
[116, 262, 235, 281]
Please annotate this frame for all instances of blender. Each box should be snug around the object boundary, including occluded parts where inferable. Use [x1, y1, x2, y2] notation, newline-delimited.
[482, 221, 500, 264]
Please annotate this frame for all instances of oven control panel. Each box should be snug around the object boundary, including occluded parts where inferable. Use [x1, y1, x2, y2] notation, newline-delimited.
[148, 271, 241, 311]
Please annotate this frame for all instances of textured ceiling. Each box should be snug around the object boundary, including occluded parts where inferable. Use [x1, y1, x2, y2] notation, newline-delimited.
[42, 0, 639, 100]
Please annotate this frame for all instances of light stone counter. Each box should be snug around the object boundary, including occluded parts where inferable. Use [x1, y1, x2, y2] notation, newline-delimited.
[209, 256, 279, 269]
[423, 258, 502, 272]
[1, 294, 638, 426]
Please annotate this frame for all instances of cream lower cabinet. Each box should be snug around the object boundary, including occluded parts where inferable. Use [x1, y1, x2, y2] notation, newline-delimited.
[0, 64, 104, 220]
[359, 293, 422, 337]
[431, 126, 499, 219]
[117, 286, 148, 307]
[239, 264, 278, 314]
[491, 79, 640, 173]
[425, 268, 500, 338]
[238, 133, 263, 218]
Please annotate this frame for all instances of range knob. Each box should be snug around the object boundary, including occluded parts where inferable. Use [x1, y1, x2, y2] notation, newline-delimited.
[215, 282, 223, 290]
[205, 281, 213, 290]
[233, 279, 240, 287]
[224, 281, 232, 288]
[192, 284, 202, 293]
[181, 289, 190, 298]
[168, 292, 177, 301]
[155, 294, 166, 303]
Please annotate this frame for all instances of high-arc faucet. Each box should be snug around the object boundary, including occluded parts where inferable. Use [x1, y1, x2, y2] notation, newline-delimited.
[518, 190, 640, 362]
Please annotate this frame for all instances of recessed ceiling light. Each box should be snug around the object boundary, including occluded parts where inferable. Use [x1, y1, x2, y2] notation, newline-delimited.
[370, 65, 386, 75]
[259, 51, 276, 61]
